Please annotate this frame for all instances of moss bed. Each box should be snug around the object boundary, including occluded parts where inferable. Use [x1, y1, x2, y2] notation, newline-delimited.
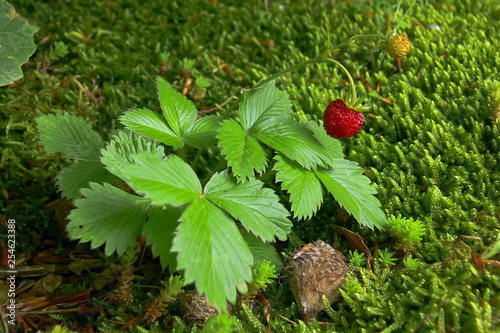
[1, 0, 499, 331]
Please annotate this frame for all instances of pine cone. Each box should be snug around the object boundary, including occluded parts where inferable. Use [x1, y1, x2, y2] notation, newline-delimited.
[287, 240, 350, 323]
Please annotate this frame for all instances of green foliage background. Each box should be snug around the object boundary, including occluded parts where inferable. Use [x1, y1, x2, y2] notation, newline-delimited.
[1, 0, 499, 331]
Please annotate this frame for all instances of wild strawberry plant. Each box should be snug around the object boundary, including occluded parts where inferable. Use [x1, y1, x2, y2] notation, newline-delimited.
[35, 27, 413, 308]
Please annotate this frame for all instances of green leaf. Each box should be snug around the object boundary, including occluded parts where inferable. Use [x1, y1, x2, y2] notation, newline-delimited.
[252, 119, 334, 169]
[0, 1, 39, 86]
[119, 108, 184, 149]
[122, 151, 201, 207]
[143, 205, 183, 274]
[183, 115, 222, 148]
[100, 130, 165, 179]
[204, 170, 291, 242]
[36, 113, 104, 161]
[56, 160, 119, 199]
[67, 183, 150, 256]
[217, 119, 267, 180]
[157, 76, 197, 137]
[172, 196, 253, 309]
[240, 229, 283, 270]
[484, 233, 500, 259]
[274, 154, 323, 220]
[304, 121, 343, 159]
[239, 80, 291, 131]
[315, 159, 388, 230]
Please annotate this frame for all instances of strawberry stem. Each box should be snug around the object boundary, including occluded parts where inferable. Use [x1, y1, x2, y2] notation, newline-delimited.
[252, 54, 325, 90]
[252, 34, 386, 91]
[331, 34, 386, 50]
[324, 58, 357, 106]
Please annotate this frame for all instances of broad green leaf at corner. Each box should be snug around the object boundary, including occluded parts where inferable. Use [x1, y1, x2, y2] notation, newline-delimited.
[0, 0, 39, 86]
[172, 196, 253, 310]
[204, 170, 292, 242]
[66, 182, 150, 256]
[315, 159, 388, 230]
[216, 119, 267, 180]
[157, 76, 197, 137]
[121, 151, 202, 207]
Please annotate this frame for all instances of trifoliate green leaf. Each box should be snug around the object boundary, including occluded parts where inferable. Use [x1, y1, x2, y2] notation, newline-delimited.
[100, 130, 165, 179]
[67, 182, 150, 256]
[204, 170, 291, 242]
[315, 159, 388, 230]
[274, 154, 323, 220]
[121, 151, 201, 207]
[119, 108, 183, 149]
[239, 80, 291, 131]
[216, 119, 267, 180]
[0, 1, 39, 86]
[304, 121, 343, 159]
[240, 229, 283, 270]
[157, 76, 197, 137]
[252, 119, 334, 169]
[183, 115, 222, 148]
[56, 160, 119, 199]
[36, 113, 104, 161]
[172, 196, 253, 310]
[143, 205, 183, 274]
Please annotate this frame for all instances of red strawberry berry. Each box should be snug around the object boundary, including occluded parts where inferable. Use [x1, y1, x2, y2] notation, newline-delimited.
[323, 99, 364, 139]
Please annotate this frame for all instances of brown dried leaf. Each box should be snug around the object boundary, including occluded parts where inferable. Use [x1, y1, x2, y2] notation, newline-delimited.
[334, 226, 372, 260]
[483, 259, 500, 269]
[470, 253, 484, 273]
[49, 290, 90, 306]
[0, 282, 8, 304]
[33, 274, 62, 294]
[220, 60, 234, 79]
[381, 97, 393, 105]
[20, 296, 48, 307]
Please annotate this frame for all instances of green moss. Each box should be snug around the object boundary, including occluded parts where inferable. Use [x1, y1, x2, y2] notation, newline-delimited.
[333, 262, 500, 332]
[1, 0, 499, 330]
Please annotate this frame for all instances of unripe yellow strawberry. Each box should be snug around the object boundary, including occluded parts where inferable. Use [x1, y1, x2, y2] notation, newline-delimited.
[386, 34, 411, 59]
